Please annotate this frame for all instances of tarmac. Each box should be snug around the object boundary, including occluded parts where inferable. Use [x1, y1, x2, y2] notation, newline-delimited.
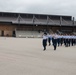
[0, 37, 76, 75]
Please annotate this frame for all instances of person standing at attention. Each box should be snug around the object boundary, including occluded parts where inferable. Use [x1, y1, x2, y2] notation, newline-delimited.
[47, 33, 52, 46]
[42, 32, 48, 51]
[52, 33, 57, 50]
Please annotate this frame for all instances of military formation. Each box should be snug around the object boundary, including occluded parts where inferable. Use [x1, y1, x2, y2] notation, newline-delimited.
[42, 33, 76, 51]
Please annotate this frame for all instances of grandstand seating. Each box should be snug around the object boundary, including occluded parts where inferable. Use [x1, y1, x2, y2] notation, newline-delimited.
[61, 20, 72, 26]
[48, 20, 60, 25]
[0, 17, 17, 22]
[16, 30, 43, 38]
[34, 19, 47, 24]
[74, 21, 76, 25]
[0, 16, 74, 26]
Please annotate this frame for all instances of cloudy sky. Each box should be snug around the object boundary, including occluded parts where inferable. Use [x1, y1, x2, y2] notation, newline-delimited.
[0, 0, 76, 18]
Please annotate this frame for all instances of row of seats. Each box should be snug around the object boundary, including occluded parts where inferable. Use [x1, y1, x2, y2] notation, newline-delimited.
[16, 30, 43, 38]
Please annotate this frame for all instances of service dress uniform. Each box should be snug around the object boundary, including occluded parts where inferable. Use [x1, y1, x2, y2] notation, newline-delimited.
[42, 33, 48, 50]
[52, 34, 57, 50]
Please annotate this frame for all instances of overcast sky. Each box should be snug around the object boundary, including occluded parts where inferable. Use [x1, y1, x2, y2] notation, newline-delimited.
[0, 0, 76, 19]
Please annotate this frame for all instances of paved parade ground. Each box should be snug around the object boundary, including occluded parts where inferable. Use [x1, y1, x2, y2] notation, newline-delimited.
[0, 37, 76, 75]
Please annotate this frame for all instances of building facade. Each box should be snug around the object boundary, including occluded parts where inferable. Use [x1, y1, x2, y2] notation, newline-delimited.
[0, 12, 76, 37]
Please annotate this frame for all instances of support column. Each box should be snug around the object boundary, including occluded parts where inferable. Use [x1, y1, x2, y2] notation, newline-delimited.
[60, 16, 62, 31]
[47, 16, 49, 32]
[72, 17, 74, 32]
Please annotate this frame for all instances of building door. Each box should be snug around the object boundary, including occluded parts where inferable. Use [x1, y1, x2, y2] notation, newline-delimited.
[12, 31, 16, 37]
[1, 31, 4, 36]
